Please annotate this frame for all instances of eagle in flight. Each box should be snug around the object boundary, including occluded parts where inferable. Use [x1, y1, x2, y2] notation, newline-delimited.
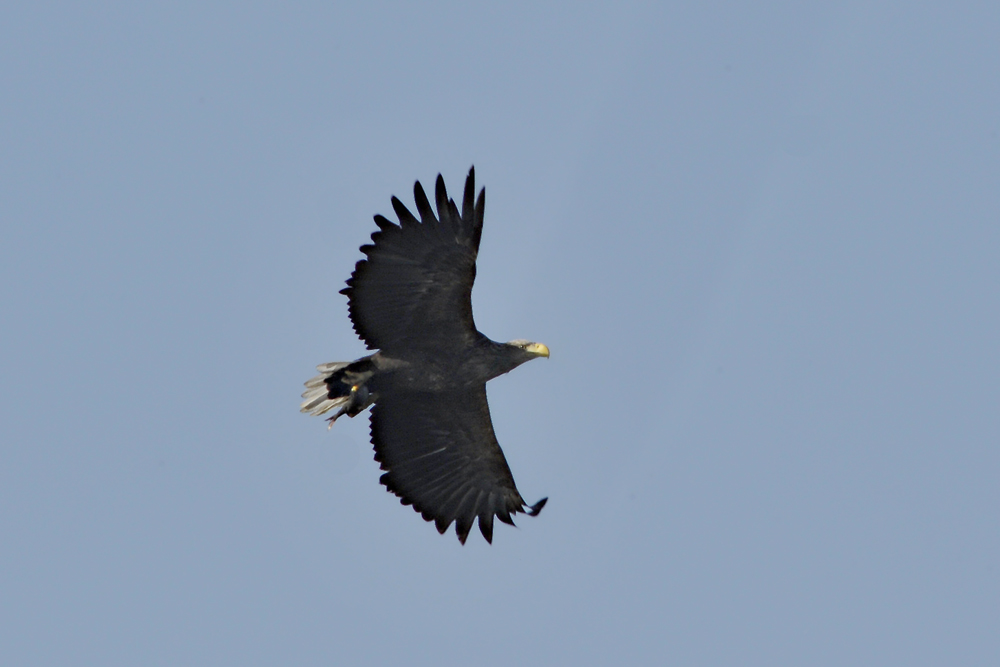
[301, 168, 549, 544]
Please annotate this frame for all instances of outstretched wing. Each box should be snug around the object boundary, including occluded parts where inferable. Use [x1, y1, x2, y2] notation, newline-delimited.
[341, 168, 485, 354]
[370, 386, 547, 544]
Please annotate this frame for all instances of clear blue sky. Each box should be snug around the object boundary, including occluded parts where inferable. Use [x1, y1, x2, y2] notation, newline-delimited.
[3, 3, 998, 665]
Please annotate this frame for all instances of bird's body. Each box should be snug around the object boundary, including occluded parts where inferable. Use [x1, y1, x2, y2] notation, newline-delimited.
[301, 168, 548, 544]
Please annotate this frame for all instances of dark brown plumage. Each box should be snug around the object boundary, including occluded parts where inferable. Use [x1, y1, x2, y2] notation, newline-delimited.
[301, 168, 548, 544]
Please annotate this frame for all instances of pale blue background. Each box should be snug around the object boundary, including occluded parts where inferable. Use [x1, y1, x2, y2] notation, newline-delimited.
[3, 3, 998, 665]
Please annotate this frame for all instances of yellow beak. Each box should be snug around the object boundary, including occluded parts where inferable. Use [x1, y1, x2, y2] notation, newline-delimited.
[525, 342, 550, 358]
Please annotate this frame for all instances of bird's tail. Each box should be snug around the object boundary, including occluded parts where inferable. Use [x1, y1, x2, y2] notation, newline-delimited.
[300, 357, 377, 425]
[300, 361, 352, 416]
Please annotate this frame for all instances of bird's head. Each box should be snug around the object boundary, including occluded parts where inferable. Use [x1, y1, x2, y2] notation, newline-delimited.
[506, 339, 550, 359]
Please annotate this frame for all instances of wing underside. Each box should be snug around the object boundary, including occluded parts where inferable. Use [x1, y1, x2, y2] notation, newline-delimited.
[369, 386, 546, 543]
[341, 168, 485, 354]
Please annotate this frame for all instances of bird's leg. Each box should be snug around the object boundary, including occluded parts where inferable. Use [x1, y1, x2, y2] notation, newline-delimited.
[325, 384, 371, 429]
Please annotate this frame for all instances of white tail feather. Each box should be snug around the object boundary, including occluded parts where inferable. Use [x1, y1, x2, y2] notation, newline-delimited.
[299, 362, 351, 415]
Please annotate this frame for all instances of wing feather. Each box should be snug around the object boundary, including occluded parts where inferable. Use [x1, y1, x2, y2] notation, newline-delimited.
[369, 386, 545, 543]
[341, 168, 485, 353]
